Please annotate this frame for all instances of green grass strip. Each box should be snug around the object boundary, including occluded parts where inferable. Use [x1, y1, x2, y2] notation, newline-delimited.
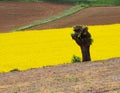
[11, 4, 89, 31]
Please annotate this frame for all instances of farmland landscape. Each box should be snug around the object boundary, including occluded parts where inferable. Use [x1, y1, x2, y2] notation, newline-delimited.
[0, 0, 120, 93]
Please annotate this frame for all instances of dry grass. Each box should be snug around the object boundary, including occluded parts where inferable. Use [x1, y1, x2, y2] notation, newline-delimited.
[0, 58, 120, 93]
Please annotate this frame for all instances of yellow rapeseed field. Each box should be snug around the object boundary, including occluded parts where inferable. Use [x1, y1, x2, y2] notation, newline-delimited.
[0, 24, 120, 72]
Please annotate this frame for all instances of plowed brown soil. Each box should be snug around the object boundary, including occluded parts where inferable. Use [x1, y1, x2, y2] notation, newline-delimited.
[31, 6, 120, 30]
[0, 2, 72, 32]
[0, 2, 120, 93]
[0, 2, 120, 32]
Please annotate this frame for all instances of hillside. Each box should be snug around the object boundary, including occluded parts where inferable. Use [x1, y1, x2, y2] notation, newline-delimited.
[30, 6, 120, 30]
[0, 58, 120, 93]
[0, 2, 72, 32]
[0, 2, 120, 93]
[0, 2, 120, 32]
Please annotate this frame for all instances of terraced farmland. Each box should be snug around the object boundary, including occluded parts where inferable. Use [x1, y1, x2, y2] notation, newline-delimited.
[31, 6, 120, 30]
[0, 2, 120, 93]
[0, 2, 72, 32]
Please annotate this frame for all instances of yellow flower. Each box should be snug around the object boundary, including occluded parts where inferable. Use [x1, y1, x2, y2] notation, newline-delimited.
[0, 24, 120, 72]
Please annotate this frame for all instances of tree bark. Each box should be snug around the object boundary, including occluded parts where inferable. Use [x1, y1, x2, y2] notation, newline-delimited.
[80, 45, 91, 62]
[71, 25, 92, 62]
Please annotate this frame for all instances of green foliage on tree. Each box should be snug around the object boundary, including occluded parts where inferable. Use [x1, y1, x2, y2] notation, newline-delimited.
[71, 26, 92, 62]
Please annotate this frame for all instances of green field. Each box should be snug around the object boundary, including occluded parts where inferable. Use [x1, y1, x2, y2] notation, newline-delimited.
[1, 0, 119, 31]
[1, 0, 120, 6]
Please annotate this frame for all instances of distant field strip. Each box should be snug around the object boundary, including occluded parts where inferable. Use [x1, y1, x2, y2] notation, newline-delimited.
[0, 24, 120, 72]
[12, 4, 88, 31]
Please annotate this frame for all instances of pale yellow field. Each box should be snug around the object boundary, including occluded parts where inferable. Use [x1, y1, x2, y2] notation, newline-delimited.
[0, 24, 120, 72]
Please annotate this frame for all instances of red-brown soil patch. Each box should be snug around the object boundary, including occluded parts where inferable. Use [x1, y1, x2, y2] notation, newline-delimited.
[0, 2, 120, 32]
[31, 6, 120, 30]
[0, 2, 72, 32]
[0, 58, 120, 93]
[0, 3, 120, 92]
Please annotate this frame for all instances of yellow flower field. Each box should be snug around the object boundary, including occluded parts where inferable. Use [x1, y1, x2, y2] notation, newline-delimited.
[0, 24, 120, 72]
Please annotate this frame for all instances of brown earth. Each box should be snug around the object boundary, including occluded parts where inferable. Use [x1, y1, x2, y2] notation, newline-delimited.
[31, 6, 120, 30]
[0, 2, 120, 93]
[0, 58, 120, 93]
[0, 2, 120, 32]
[0, 2, 72, 32]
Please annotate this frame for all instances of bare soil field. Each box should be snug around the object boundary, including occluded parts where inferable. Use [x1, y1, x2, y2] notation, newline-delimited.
[31, 6, 120, 30]
[0, 2, 120, 93]
[0, 58, 120, 93]
[0, 2, 72, 32]
[0, 2, 120, 32]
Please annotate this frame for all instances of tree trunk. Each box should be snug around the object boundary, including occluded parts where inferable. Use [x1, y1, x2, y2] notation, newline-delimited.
[80, 45, 91, 62]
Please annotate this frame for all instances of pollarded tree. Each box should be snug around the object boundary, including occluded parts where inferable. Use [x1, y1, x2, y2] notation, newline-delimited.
[71, 25, 93, 62]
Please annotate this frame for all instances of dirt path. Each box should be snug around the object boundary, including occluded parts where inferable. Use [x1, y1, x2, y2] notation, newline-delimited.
[0, 2, 72, 32]
[31, 6, 120, 30]
[0, 58, 120, 93]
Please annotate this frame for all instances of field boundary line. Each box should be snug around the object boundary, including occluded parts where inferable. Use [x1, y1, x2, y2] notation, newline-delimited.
[11, 4, 89, 31]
